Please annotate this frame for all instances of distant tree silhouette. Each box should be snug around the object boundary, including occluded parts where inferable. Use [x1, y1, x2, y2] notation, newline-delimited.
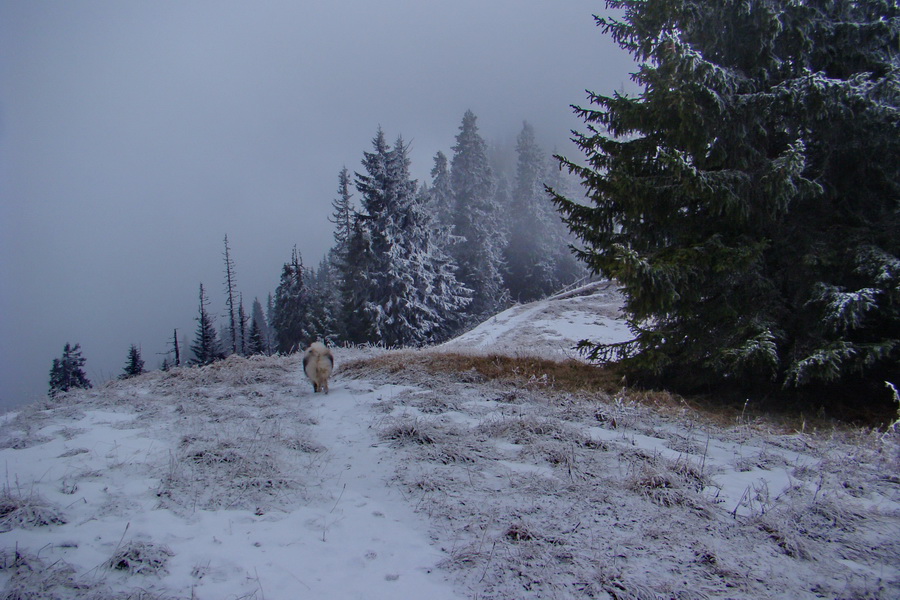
[120, 344, 145, 379]
[49, 343, 92, 397]
[223, 234, 239, 355]
[191, 283, 224, 365]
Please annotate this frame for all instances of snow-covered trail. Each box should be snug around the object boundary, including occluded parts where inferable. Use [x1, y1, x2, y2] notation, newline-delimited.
[291, 378, 464, 600]
[0, 356, 465, 600]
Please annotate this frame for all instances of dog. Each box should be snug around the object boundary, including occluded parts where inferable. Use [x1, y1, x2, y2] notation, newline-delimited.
[303, 342, 334, 394]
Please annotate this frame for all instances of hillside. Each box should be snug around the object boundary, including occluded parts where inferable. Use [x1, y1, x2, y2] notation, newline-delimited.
[2, 283, 898, 599]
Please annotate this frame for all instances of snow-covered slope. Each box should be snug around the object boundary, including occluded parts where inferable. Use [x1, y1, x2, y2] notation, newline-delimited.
[2, 290, 898, 599]
[441, 280, 631, 358]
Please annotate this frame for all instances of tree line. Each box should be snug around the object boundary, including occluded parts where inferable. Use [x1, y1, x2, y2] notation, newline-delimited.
[192, 112, 583, 363]
[47, 111, 584, 394]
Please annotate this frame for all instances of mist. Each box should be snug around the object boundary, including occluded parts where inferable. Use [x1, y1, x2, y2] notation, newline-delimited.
[0, 0, 636, 410]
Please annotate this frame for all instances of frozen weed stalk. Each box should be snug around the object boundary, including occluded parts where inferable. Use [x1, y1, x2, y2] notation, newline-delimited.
[882, 381, 900, 441]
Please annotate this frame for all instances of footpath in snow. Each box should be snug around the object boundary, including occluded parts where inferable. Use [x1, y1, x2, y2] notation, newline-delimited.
[0, 355, 464, 599]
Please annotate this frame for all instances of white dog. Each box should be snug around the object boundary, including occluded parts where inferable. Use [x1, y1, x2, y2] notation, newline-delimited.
[303, 342, 334, 394]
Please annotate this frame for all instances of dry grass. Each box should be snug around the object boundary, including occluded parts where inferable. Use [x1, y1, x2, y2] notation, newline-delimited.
[342, 350, 887, 433]
[342, 351, 626, 394]
[341, 351, 744, 430]
[0, 491, 66, 532]
[106, 541, 174, 575]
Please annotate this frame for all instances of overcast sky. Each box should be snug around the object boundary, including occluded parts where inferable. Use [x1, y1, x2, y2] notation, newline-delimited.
[0, 0, 636, 410]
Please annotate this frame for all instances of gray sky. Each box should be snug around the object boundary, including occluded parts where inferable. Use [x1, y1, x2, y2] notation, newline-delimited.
[0, 0, 635, 410]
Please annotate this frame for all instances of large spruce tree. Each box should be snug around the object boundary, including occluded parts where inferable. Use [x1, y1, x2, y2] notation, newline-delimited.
[351, 130, 471, 346]
[554, 0, 899, 395]
[450, 110, 508, 318]
[272, 247, 315, 353]
[505, 121, 558, 302]
[429, 151, 455, 230]
[328, 167, 355, 268]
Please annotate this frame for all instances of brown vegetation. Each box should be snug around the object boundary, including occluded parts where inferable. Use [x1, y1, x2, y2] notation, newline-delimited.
[341, 350, 897, 430]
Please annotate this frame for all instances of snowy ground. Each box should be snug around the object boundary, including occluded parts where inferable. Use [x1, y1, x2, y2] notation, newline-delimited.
[2, 284, 899, 599]
[440, 280, 631, 359]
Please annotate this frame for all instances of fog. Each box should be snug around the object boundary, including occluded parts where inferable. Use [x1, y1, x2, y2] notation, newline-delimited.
[0, 0, 635, 410]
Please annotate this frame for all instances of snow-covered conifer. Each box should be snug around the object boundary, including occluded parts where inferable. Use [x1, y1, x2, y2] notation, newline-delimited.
[429, 151, 454, 230]
[350, 131, 472, 346]
[449, 110, 508, 318]
[272, 247, 315, 353]
[554, 0, 900, 396]
[304, 256, 342, 345]
[329, 167, 355, 266]
[505, 121, 558, 302]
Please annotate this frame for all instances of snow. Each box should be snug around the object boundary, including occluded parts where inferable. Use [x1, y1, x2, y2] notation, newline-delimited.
[441, 280, 632, 358]
[2, 283, 898, 599]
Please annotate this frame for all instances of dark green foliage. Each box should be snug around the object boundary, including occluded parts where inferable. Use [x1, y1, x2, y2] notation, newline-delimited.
[237, 296, 248, 356]
[120, 344, 145, 379]
[247, 318, 265, 355]
[340, 215, 375, 345]
[48, 343, 92, 397]
[329, 167, 355, 254]
[190, 283, 224, 365]
[305, 256, 342, 345]
[554, 0, 899, 394]
[272, 247, 315, 353]
[248, 298, 269, 355]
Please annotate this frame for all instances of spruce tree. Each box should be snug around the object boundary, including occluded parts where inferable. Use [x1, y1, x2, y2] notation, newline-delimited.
[266, 294, 276, 351]
[249, 298, 269, 355]
[120, 344, 145, 379]
[329, 167, 355, 262]
[351, 130, 472, 346]
[306, 256, 342, 344]
[237, 294, 248, 356]
[429, 151, 455, 230]
[543, 155, 585, 288]
[326, 167, 356, 343]
[272, 247, 315, 353]
[49, 343, 92, 397]
[191, 283, 223, 365]
[449, 110, 508, 318]
[248, 317, 265, 355]
[554, 0, 900, 396]
[505, 121, 558, 302]
[340, 215, 377, 344]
